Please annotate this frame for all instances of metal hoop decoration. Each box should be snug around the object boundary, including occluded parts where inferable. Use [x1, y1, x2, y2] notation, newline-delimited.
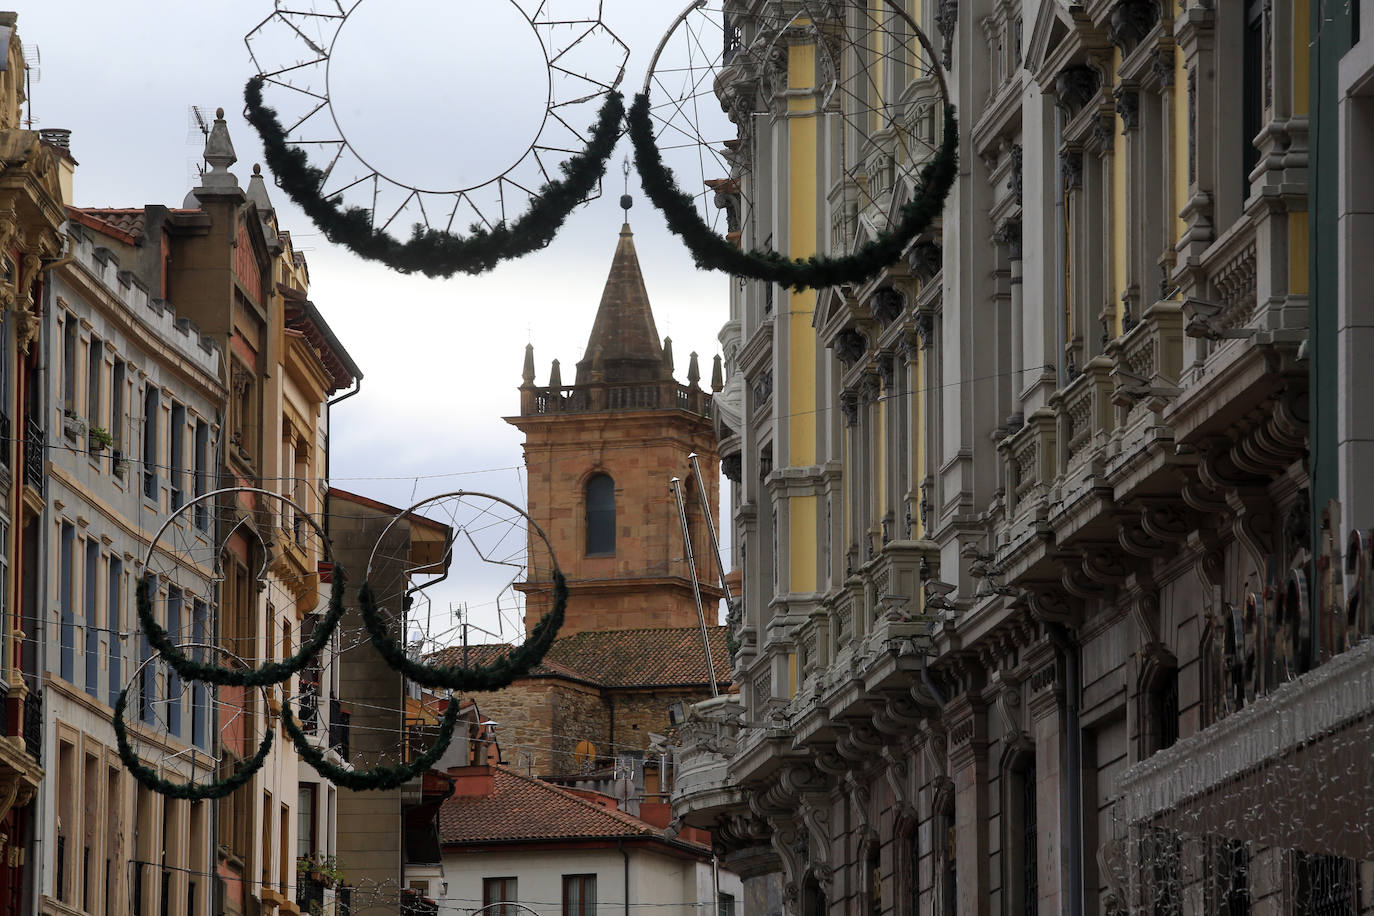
[139, 487, 343, 687]
[629, 0, 958, 291]
[281, 686, 462, 791]
[243, 1, 629, 278]
[358, 491, 569, 692]
[114, 644, 275, 800]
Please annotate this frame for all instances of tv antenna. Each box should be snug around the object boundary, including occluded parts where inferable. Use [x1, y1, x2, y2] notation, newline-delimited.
[187, 105, 213, 183]
[21, 43, 38, 129]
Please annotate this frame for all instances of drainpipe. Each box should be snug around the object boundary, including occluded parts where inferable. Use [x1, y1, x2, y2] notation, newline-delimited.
[1054, 103, 1068, 389]
[1048, 623, 1083, 916]
[618, 839, 630, 916]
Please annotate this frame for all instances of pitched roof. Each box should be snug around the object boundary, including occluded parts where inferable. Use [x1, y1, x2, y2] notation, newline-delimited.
[574, 223, 666, 385]
[437, 766, 660, 845]
[70, 208, 148, 244]
[427, 625, 732, 689]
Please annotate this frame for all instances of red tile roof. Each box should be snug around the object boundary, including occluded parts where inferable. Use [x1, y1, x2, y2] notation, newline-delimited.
[70, 207, 147, 244]
[427, 626, 732, 689]
[437, 766, 659, 845]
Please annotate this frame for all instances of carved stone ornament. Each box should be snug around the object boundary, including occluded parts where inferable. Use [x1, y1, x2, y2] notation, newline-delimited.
[994, 218, 1023, 259]
[1115, 87, 1140, 132]
[1060, 149, 1084, 190]
[934, 0, 958, 69]
[1092, 114, 1116, 150]
[1109, 0, 1159, 51]
[860, 372, 882, 405]
[915, 312, 935, 350]
[751, 368, 774, 406]
[908, 240, 943, 280]
[876, 353, 896, 389]
[840, 391, 860, 427]
[1151, 45, 1176, 87]
[871, 286, 905, 325]
[1055, 64, 1100, 115]
[834, 327, 868, 365]
[1006, 144, 1023, 203]
[722, 453, 742, 484]
[898, 329, 921, 363]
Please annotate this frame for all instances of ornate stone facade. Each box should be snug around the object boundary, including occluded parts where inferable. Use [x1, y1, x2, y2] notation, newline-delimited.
[675, 0, 1366, 914]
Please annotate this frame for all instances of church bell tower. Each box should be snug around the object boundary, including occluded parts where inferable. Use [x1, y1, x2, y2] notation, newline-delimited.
[509, 221, 724, 636]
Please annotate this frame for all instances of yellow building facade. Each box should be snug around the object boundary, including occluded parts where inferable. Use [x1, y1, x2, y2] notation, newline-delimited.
[671, 0, 1363, 913]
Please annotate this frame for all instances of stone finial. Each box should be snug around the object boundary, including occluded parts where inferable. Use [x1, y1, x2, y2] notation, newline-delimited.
[197, 106, 240, 193]
[687, 351, 701, 387]
[711, 354, 724, 393]
[521, 343, 536, 387]
[247, 163, 275, 215]
[662, 336, 675, 375]
[549, 358, 563, 389]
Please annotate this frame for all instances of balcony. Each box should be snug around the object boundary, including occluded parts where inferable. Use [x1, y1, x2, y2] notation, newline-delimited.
[998, 408, 1057, 550]
[328, 698, 350, 762]
[521, 380, 712, 417]
[1106, 301, 1184, 476]
[671, 694, 746, 824]
[23, 417, 43, 490]
[1052, 355, 1115, 485]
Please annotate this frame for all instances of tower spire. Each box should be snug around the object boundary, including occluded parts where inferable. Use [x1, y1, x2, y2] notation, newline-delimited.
[575, 223, 664, 385]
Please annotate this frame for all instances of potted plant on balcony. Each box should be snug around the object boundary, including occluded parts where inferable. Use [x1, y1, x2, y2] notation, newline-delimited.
[87, 426, 114, 454]
[297, 854, 342, 889]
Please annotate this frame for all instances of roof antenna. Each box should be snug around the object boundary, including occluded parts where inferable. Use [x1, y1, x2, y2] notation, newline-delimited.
[21, 43, 38, 129]
[619, 155, 632, 222]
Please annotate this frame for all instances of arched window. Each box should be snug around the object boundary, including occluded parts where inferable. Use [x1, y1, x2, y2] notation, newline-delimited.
[586, 473, 616, 556]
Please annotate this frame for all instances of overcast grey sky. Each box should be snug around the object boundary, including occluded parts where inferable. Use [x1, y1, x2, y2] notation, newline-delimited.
[23, 0, 732, 643]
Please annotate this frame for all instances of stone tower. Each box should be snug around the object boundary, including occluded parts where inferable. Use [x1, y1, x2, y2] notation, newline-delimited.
[509, 222, 723, 636]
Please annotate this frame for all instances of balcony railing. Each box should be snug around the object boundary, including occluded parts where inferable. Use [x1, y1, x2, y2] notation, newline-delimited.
[1053, 356, 1115, 477]
[329, 698, 350, 762]
[1000, 408, 1057, 530]
[24, 689, 41, 763]
[523, 381, 712, 417]
[1110, 301, 1185, 421]
[23, 418, 42, 490]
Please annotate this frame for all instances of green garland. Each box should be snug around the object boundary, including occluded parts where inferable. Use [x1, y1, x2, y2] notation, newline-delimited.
[282, 690, 461, 792]
[359, 570, 569, 691]
[113, 686, 274, 800]
[136, 568, 347, 687]
[244, 78, 625, 278]
[628, 92, 958, 292]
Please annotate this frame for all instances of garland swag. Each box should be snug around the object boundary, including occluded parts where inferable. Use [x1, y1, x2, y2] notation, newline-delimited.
[244, 78, 625, 278]
[359, 570, 569, 691]
[114, 686, 274, 800]
[282, 689, 461, 791]
[628, 92, 959, 292]
[136, 568, 347, 687]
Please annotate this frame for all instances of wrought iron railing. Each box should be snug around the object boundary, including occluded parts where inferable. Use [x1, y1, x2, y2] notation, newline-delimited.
[329, 698, 350, 762]
[24, 689, 41, 762]
[23, 417, 42, 490]
[297, 875, 327, 912]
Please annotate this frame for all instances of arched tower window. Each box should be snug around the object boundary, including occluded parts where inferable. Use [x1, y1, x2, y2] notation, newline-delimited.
[586, 473, 616, 556]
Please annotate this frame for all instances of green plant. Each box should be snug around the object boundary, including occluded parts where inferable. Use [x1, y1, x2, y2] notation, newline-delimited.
[88, 426, 114, 451]
[297, 853, 344, 888]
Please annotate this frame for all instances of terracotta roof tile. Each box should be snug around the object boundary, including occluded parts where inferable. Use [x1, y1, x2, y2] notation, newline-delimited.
[437, 766, 658, 845]
[427, 626, 731, 689]
[70, 207, 147, 244]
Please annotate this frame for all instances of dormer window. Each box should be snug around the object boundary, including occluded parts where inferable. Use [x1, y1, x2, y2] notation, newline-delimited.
[585, 473, 616, 556]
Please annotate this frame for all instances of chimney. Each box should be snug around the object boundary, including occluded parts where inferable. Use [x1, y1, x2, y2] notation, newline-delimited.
[447, 764, 495, 797]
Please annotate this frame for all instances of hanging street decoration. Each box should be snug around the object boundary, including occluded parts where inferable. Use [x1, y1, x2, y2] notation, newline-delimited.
[630, 0, 957, 291]
[242, 0, 628, 277]
[117, 488, 567, 799]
